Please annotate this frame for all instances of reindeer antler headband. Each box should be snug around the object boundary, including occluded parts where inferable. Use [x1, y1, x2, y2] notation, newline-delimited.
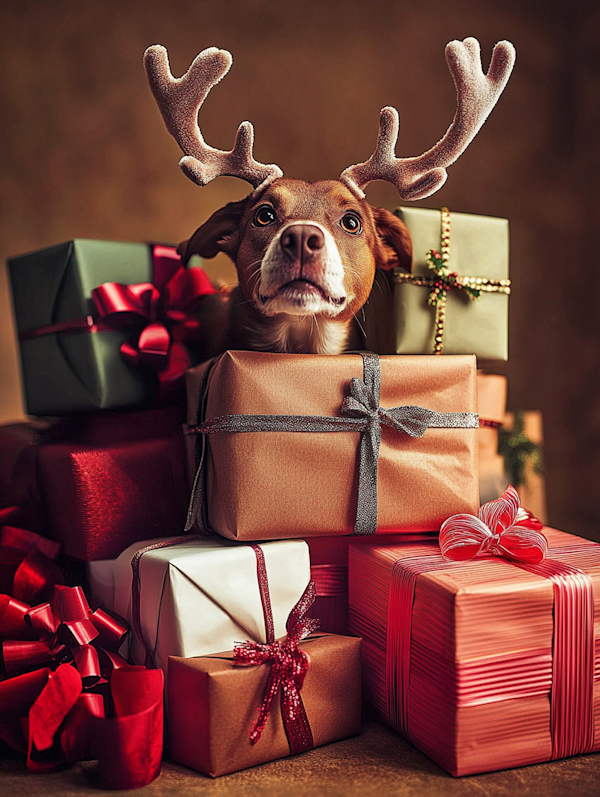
[144, 38, 515, 200]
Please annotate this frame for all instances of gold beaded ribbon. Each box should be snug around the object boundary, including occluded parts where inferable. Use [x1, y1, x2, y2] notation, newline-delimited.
[394, 207, 511, 354]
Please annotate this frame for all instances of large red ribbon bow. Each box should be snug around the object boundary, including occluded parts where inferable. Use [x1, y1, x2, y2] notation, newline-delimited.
[91, 245, 215, 389]
[233, 580, 320, 754]
[0, 582, 163, 789]
[439, 485, 548, 564]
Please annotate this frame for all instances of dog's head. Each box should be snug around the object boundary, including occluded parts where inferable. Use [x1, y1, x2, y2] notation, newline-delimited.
[178, 177, 411, 322]
[144, 39, 515, 340]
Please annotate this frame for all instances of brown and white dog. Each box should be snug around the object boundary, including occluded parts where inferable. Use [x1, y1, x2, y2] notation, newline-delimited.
[178, 179, 412, 354]
[144, 39, 515, 356]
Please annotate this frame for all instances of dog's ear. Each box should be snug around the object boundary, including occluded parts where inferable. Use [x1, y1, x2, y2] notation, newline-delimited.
[371, 207, 413, 272]
[178, 198, 249, 264]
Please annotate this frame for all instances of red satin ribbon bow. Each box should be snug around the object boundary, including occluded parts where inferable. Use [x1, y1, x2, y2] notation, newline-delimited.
[439, 485, 548, 564]
[0, 583, 164, 788]
[0, 524, 62, 606]
[233, 581, 320, 754]
[91, 245, 215, 387]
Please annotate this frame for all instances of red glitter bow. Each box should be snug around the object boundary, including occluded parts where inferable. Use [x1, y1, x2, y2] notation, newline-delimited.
[233, 580, 320, 754]
[439, 485, 548, 564]
[91, 245, 215, 388]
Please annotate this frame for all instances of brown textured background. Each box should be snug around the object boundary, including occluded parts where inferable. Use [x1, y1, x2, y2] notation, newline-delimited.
[1, 0, 599, 540]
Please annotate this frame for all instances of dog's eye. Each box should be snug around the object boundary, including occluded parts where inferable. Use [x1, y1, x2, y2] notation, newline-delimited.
[340, 212, 362, 235]
[253, 205, 277, 227]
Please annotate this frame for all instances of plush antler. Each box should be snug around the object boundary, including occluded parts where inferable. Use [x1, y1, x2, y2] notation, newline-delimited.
[340, 38, 516, 201]
[144, 45, 283, 191]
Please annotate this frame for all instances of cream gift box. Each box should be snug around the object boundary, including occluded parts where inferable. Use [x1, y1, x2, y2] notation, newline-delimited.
[87, 536, 311, 671]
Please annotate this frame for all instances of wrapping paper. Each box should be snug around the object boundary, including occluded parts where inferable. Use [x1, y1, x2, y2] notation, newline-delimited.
[0, 421, 57, 536]
[348, 527, 600, 776]
[87, 536, 311, 672]
[0, 409, 189, 562]
[186, 351, 479, 540]
[39, 435, 188, 561]
[168, 633, 362, 776]
[9, 239, 213, 414]
[362, 207, 509, 360]
[306, 534, 436, 635]
[477, 373, 509, 504]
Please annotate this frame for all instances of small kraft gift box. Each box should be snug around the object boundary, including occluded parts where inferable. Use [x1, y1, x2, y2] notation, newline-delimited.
[168, 563, 362, 776]
[363, 207, 510, 360]
[8, 239, 215, 414]
[87, 536, 312, 673]
[477, 372, 510, 503]
[348, 487, 600, 776]
[185, 350, 479, 540]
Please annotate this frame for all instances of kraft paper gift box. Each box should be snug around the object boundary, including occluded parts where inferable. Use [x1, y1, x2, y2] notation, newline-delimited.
[363, 207, 510, 360]
[477, 372, 509, 504]
[348, 526, 600, 776]
[168, 633, 362, 776]
[186, 350, 479, 540]
[8, 239, 214, 414]
[87, 537, 312, 672]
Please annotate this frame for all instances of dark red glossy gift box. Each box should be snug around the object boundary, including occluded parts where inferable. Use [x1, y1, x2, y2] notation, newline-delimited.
[0, 406, 188, 561]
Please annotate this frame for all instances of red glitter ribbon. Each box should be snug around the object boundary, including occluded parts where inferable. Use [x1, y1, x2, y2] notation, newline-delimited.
[439, 485, 547, 563]
[384, 490, 596, 761]
[234, 573, 319, 754]
[21, 245, 215, 392]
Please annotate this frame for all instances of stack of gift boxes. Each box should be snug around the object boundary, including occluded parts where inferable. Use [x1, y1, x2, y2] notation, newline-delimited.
[1, 205, 597, 787]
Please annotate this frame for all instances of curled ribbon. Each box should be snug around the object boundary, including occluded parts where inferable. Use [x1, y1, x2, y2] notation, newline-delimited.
[0, 582, 163, 788]
[439, 485, 548, 564]
[91, 245, 215, 389]
[233, 581, 320, 754]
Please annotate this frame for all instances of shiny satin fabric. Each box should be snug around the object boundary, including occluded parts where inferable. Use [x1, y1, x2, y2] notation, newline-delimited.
[187, 351, 479, 540]
[348, 526, 600, 776]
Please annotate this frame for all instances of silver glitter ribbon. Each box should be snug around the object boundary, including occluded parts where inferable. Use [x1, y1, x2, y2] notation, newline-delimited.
[186, 352, 478, 536]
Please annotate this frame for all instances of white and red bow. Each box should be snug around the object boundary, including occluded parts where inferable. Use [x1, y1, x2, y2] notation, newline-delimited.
[439, 485, 547, 564]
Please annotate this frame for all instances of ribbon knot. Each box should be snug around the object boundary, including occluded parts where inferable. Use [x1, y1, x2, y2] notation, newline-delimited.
[394, 207, 511, 354]
[341, 376, 435, 439]
[233, 581, 319, 754]
[439, 485, 548, 564]
[90, 245, 215, 388]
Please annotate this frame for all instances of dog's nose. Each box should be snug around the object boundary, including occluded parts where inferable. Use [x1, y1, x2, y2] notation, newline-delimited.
[280, 224, 325, 261]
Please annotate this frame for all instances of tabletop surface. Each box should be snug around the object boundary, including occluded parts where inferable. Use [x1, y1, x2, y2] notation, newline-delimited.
[1, 720, 598, 797]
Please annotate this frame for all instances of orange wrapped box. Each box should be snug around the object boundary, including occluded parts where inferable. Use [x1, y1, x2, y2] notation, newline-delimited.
[348, 526, 600, 776]
[168, 633, 362, 776]
[477, 372, 509, 503]
[186, 351, 479, 540]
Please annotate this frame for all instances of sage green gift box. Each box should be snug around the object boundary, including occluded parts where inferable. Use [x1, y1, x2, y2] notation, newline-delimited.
[10, 240, 172, 415]
[364, 207, 510, 361]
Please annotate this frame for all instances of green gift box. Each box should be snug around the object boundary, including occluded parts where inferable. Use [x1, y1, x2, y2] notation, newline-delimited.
[364, 207, 510, 361]
[9, 239, 213, 415]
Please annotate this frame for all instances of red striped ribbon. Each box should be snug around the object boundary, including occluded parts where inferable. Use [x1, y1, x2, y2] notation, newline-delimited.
[386, 547, 596, 759]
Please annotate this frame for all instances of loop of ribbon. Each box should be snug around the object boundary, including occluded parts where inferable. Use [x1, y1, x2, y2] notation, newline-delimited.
[394, 207, 511, 354]
[233, 579, 319, 754]
[185, 351, 479, 536]
[439, 485, 548, 564]
[0, 556, 164, 789]
[20, 245, 215, 393]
